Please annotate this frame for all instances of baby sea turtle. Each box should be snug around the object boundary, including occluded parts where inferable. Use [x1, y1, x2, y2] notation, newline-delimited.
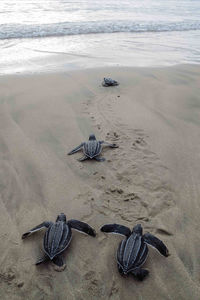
[101, 223, 169, 281]
[68, 134, 118, 162]
[22, 213, 96, 270]
[102, 77, 119, 87]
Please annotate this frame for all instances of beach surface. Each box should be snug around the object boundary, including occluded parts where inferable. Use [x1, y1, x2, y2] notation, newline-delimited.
[0, 64, 200, 299]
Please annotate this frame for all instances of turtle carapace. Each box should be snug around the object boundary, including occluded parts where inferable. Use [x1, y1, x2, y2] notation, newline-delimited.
[68, 134, 118, 162]
[22, 213, 96, 270]
[102, 78, 119, 87]
[101, 223, 169, 281]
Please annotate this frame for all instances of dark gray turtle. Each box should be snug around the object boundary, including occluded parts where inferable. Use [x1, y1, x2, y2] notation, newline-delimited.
[68, 134, 118, 162]
[22, 213, 96, 269]
[101, 223, 169, 281]
[102, 77, 119, 87]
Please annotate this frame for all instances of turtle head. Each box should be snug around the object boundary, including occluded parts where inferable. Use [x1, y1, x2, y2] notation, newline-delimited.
[132, 224, 143, 235]
[56, 213, 66, 222]
[89, 134, 96, 141]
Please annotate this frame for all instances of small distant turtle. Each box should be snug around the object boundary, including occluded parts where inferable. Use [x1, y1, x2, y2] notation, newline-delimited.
[101, 223, 169, 281]
[68, 134, 118, 162]
[22, 213, 96, 270]
[102, 77, 119, 87]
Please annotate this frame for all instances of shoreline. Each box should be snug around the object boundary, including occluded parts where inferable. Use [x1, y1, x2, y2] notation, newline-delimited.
[0, 64, 200, 299]
[0, 62, 199, 78]
[1, 30, 200, 76]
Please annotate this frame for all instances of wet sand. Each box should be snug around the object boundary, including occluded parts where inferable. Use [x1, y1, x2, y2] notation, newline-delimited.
[0, 65, 200, 299]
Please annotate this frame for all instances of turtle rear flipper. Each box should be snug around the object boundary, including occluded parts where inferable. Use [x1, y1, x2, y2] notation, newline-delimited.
[143, 233, 169, 257]
[78, 156, 88, 161]
[53, 255, 66, 272]
[68, 143, 84, 155]
[68, 220, 96, 237]
[36, 254, 49, 265]
[53, 255, 64, 267]
[101, 224, 131, 237]
[117, 264, 124, 275]
[131, 268, 149, 281]
[101, 141, 118, 148]
[94, 156, 105, 162]
[22, 221, 52, 239]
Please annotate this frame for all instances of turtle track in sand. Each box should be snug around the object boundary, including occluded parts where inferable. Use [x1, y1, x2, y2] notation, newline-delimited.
[68, 83, 177, 298]
[81, 85, 176, 233]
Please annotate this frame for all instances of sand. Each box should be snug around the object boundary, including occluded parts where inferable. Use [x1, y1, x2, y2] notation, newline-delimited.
[0, 64, 200, 300]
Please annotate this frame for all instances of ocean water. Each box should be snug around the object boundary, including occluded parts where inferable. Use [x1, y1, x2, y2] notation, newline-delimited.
[0, 0, 200, 74]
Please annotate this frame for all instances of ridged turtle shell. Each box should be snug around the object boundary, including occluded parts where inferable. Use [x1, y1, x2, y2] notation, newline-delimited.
[117, 233, 148, 273]
[43, 221, 72, 259]
[83, 140, 102, 158]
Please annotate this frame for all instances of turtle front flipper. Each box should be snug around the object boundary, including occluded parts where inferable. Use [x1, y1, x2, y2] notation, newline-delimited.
[68, 220, 96, 237]
[100, 224, 131, 237]
[36, 253, 49, 265]
[68, 143, 84, 155]
[131, 268, 149, 281]
[22, 221, 52, 239]
[143, 233, 169, 257]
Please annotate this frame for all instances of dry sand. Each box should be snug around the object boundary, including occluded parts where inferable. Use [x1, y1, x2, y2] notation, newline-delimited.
[0, 64, 200, 300]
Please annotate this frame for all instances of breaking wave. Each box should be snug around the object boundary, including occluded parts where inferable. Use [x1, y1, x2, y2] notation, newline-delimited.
[1, 20, 200, 40]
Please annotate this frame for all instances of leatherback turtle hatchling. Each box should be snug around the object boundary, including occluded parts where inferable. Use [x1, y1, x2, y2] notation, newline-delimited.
[22, 213, 96, 270]
[68, 134, 118, 162]
[102, 77, 119, 87]
[101, 223, 169, 281]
